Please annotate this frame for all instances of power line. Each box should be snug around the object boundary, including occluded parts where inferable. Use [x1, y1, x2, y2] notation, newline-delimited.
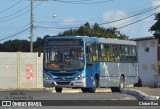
[0, 2, 42, 23]
[36, 12, 156, 31]
[0, 27, 30, 42]
[35, 25, 78, 29]
[116, 13, 155, 29]
[99, 4, 160, 25]
[35, 5, 160, 30]
[52, 0, 114, 4]
[53, 0, 94, 2]
[0, 4, 30, 20]
[0, 0, 22, 14]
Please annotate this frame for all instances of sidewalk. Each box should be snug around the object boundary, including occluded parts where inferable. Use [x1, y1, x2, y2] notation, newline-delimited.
[124, 87, 160, 100]
[125, 87, 160, 97]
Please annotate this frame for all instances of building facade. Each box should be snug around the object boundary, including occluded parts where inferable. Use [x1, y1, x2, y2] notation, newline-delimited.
[132, 36, 160, 87]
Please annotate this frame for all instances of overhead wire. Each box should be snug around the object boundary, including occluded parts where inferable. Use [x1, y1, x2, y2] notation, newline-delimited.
[0, 0, 22, 14]
[0, 1, 43, 41]
[116, 13, 155, 29]
[98, 4, 160, 25]
[0, 27, 30, 42]
[36, 5, 160, 31]
[52, 0, 114, 4]
[0, 4, 30, 20]
[0, 2, 42, 22]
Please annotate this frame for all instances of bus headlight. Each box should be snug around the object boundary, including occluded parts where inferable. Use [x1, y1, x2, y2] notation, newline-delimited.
[75, 73, 84, 80]
[44, 73, 52, 80]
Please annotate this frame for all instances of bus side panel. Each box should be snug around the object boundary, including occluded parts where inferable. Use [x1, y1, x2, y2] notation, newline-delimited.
[119, 63, 130, 86]
[99, 62, 119, 87]
[129, 63, 138, 85]
[119, 63, 138, 86]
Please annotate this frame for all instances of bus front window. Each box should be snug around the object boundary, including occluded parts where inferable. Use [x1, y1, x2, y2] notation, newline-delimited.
[44, 47, 84, 71]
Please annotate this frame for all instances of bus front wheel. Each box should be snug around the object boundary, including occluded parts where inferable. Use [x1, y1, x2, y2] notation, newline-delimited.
[88, 77, 98, 93]
[81, 88, 88, 93]
[55, 87, 62, 93]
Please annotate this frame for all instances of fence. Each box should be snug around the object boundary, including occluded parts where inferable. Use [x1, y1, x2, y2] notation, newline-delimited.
[0, 52, 43, 89]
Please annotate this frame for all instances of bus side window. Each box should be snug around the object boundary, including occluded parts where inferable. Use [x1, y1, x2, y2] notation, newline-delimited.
[101, 44, 107, 61]
[104, 44, 112, 61]
[98, 44, 102, 61]
[120, 45, 129, 62]
[92, 43, 98, 61]
[129, 46, 137, 62]
[112, 45, 120, 62]
[86, 46, 92, 62]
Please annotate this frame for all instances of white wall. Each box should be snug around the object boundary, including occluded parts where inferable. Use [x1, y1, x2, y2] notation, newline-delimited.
[137, 39, 158, 87]
[0, 52, 43, 89]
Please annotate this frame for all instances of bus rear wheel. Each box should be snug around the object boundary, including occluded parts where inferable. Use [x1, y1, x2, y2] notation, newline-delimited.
[55, 87, 62, 93]
[88, 77, 98, 93]
[119, 76, 125, 92]
[111, 76, 125, 93]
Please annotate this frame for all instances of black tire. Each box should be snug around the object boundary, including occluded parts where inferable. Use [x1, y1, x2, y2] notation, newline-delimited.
[81, 88, 88, 93]
[111, 76, 125, 93]
[119, 76, 125, 93]
[111, 87, 118, 92]
[55, 87, 62, 93]
[88, 77, 98, 93]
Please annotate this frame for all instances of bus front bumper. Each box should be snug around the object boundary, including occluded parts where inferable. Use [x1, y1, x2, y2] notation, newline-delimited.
[43, 78, 86, 88]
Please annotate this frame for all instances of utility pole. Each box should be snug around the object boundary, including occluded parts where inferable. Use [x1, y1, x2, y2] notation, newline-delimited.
[30, 0, 34, 52]
[30, 0, 48, 52]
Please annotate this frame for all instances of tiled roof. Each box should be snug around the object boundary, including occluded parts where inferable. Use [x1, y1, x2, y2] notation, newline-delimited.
[130, 36, 156, 41]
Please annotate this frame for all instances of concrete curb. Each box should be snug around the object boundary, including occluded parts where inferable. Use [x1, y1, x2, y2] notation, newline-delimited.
[123, 89, 160, 100]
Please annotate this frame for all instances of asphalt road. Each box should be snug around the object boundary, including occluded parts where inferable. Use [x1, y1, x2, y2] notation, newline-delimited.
[0, 90, 136, 100]
[0, 90, 159, 109]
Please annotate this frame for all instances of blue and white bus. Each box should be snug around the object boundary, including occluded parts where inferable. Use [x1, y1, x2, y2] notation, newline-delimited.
[43, 36, 138, 93]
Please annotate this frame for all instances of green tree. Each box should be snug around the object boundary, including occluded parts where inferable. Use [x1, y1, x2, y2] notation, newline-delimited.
[58, 22, 128, 39]
[150, 13, 160, 38]
[0, 40, 30, 52]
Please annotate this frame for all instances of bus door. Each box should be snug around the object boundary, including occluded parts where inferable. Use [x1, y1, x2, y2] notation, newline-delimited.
[86, 44, 94, 87]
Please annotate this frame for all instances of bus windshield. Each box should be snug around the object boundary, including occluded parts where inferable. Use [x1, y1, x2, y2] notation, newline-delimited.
[44, 47, 84, 71]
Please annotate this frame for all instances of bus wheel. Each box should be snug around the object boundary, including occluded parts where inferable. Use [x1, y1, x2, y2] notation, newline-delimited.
[55, 87, 62, 93]
[88, 77, 98, 93]
[119, 76, 125, 93]
[81, 88, 88, 93]
[110, 87, 117, 92]
[111, 76, 125, 93]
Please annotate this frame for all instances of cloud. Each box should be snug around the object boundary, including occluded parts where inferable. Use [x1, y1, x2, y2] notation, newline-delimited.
[102, 10, 131, 28]
[152, 0, 160, 13]
[102, 10, 154, 38]
[61, 18, 77, 25]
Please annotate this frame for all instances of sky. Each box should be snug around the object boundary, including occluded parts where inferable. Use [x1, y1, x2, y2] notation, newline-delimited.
[0, 0, 160, 43]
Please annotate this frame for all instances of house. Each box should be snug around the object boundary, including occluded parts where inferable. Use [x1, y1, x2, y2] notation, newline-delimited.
[132, 36, 160, 87]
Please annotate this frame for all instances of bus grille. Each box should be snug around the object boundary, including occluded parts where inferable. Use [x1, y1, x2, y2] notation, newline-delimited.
[56, 82, 70, 85]
[52, 73, 76, 76]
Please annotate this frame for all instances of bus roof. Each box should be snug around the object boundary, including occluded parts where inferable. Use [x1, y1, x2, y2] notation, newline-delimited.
[46, 36, 136, 46]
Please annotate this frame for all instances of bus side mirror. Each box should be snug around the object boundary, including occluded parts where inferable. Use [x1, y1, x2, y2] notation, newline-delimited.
[87, 62, 93, 66]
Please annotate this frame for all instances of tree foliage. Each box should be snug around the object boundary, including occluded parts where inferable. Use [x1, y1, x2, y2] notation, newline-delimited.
[0, 40, 30, 52]
[58, 22, 128, 39]
[150, 13, 160, 32]
[150, 13, 160, 38]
